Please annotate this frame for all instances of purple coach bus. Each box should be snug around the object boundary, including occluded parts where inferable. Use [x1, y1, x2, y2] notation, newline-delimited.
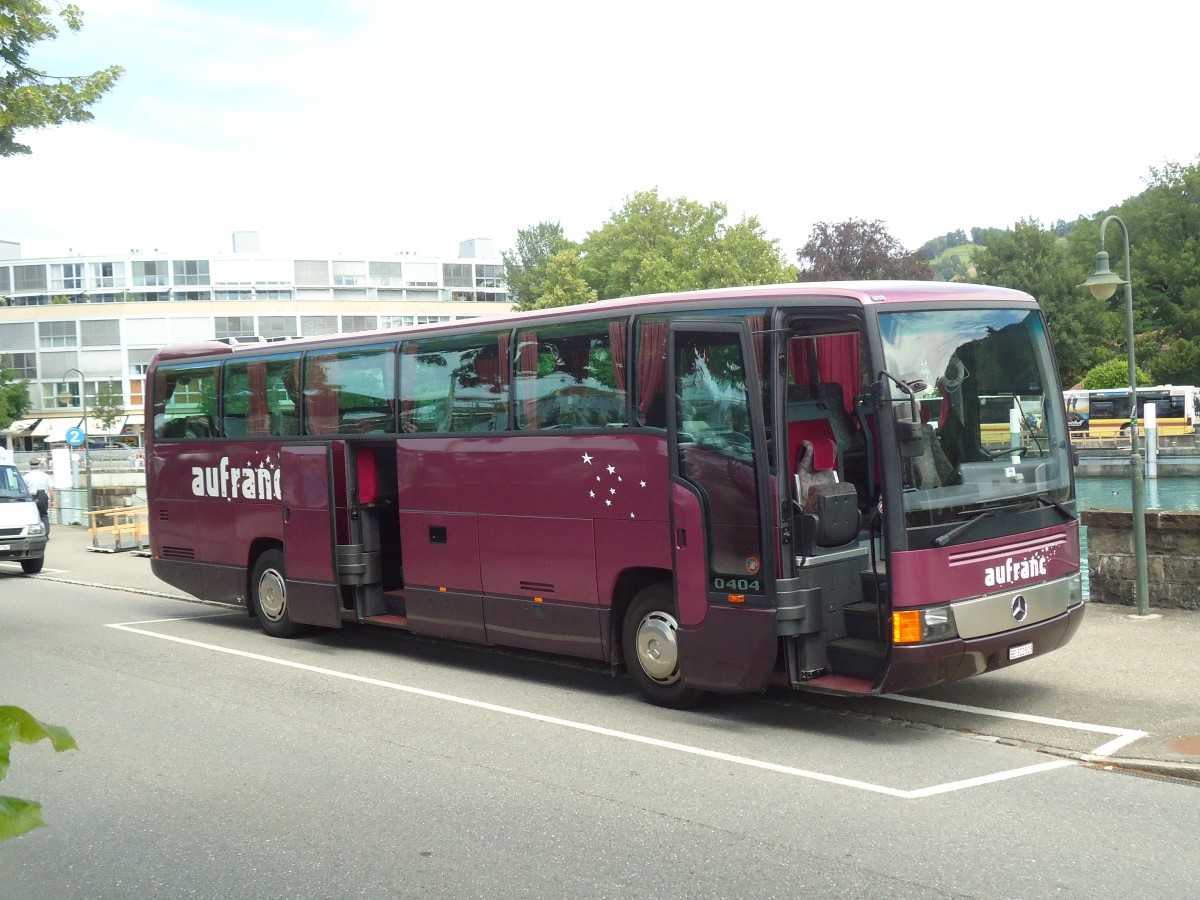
[146, 282, 1083, 707]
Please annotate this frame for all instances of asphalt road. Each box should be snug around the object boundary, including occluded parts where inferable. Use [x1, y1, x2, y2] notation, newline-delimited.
[2, 578, 1198, 899]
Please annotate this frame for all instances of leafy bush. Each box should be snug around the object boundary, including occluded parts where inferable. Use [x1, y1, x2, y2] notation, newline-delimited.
[1, 706, 77, 840]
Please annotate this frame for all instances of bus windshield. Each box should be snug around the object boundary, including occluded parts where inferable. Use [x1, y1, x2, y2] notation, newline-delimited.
[877, 307, 1072, 528]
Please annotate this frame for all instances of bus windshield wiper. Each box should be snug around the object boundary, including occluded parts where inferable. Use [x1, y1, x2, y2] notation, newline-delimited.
[934, 510, 996, 547]
[1034, 492, 1076, 521]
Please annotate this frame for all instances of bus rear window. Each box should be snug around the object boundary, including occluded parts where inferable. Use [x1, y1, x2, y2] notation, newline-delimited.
[153, 363, 218, 439]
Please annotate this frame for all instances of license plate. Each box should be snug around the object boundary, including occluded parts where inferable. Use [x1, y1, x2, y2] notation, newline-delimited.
[1008, 642, 1034, 661]
[0, 544, 9, 551]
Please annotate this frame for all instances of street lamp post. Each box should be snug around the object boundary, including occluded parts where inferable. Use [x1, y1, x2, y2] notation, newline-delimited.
[1079, 215, 1150, 616]
[64, 367, 92, 520]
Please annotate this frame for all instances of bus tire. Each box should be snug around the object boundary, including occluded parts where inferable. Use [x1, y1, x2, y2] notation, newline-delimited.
[21, 557, 44, 575]
[250, 549, 304, 638]
[622, 584, 705, 709]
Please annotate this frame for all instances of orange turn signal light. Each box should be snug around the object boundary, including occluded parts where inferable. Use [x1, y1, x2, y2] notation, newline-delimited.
[893, 610, 922, 644]
[727, 594, 746, 604]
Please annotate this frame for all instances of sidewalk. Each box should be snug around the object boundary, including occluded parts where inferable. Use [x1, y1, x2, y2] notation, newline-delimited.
[17, 524, 1200, 782]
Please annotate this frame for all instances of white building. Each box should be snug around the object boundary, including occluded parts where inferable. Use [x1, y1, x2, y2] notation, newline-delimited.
[0, 235, 512, 451]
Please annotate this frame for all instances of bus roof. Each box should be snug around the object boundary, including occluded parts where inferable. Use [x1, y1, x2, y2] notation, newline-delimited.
[150, 280, 1038, 364]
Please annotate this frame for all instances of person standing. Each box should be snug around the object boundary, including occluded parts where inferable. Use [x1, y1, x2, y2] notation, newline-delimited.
[24, 457, 55, 538]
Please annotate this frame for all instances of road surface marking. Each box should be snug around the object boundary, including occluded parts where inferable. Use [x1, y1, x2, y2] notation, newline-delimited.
[883, 694, 1147, 758]
[107, 616, 1087, 800]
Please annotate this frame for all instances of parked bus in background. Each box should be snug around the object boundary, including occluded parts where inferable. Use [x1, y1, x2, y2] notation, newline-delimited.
[145, 282, 1084, 707]
[1064, 385, 1196, 438]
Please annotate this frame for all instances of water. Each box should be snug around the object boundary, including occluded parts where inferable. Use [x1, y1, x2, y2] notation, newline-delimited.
[1075, 475, 1200, 599]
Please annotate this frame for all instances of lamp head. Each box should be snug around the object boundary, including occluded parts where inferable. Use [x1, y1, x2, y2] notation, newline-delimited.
[1079, 250, 1126, 301]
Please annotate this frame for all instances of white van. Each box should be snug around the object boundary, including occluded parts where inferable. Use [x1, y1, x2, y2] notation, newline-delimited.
[0, 463, 47, 575]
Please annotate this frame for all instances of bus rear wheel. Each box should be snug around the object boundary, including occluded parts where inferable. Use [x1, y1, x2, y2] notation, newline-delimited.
[622, 584, 705, 709]
[250, 549, 304, 638]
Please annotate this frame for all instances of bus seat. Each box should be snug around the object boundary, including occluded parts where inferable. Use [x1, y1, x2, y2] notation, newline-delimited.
[788, 419, 837, 476]
[814, 382, 863, 450]
[356, 447, 378, 505]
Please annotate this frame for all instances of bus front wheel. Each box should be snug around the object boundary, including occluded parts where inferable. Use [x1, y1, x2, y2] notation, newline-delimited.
[251, 549, 304, 638]
[622, 584, 705, 709]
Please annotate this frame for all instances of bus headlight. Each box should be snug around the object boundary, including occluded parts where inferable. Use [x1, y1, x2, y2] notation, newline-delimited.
[893, 606, 959, 644]
[921, 606, 958, 642]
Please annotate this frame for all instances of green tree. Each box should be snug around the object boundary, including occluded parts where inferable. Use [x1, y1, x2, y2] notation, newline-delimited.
[527, 250, 598, 310]
[0, 365, 31, 430]
[579, 188, 795, 300]
[970, 218, 1118, 387]
[918, 229, 968, 260]
[1, 1, 124, 156]
[501, 221, 574, 311]
[796, 219, 932, 281]
[89, 381, 124, 431]
[1148, 338, 1200, 386]
[1, 705, 78, 840]
[1066, 157, 1200, 380]
[1082, 357, 1152, 390]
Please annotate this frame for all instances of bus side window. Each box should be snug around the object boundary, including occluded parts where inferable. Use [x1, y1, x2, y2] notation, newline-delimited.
[153, 363, 218, 440]
[634, 318, 667, 428]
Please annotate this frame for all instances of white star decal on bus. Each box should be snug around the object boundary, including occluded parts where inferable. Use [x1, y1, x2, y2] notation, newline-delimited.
[582, 452, 593, 465]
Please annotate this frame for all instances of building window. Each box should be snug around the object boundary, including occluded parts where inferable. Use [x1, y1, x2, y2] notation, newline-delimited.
[51, 263, 84, 291]
[258, 316, 297, 339]
[443, 263, 472, 288]
[369, 261, 404, 286]
[173, 291, 210, 302]
[173, 259, 210, 286]
[333, 261, 364, 286]
[89, 261, 126, 289]
[1, 352, 36, 378]
[340, 316, 377, 334]
[256, 290, 292, 300]
[0, 322, 36, 351]
[86, 380, 123, 409]
[475, 264, 502, 289]
[81, 319, 121, 347]
[214, 290, 253, 302]
[39, 321, 78, 348]
[14, 265, 47, 292]
[215, 316, 255, 340]
[45, 381, 80, 408]
[301, 316, 338, 337]
[0, 267, 9, 292]
[133, 260, 168, 287]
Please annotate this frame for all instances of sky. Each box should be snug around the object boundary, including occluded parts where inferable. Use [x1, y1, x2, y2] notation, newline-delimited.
[3, 0, 1197, 263]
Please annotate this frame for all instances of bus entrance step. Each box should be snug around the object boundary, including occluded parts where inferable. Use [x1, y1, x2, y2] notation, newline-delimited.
[363, 614, 409, 629]
[843, 601, 884, 641]
[826, 637, 886, 681]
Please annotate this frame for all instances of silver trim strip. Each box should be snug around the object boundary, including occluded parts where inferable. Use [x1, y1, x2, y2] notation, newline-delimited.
[950, 575, 1074, 639]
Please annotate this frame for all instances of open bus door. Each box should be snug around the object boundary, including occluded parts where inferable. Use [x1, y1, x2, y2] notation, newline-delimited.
[665, 320, 777, 694]
[280, 444, 342, 627]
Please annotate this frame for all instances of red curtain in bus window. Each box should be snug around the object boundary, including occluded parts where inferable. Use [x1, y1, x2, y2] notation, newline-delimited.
[247, 361, 270, 436]
[607, 321, 627, 392]
[306, 353, 341, 435]
[636, 320, 667, 424]
[495, 333, 511, 389]
[399, 343, 418, 432]
[516, 332, 538, 428]
[814, 334, 861, 412]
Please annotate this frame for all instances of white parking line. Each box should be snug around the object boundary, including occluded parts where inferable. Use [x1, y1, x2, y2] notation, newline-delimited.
[107, 617, 1129, 799]
[884, 694, 1148, 758]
